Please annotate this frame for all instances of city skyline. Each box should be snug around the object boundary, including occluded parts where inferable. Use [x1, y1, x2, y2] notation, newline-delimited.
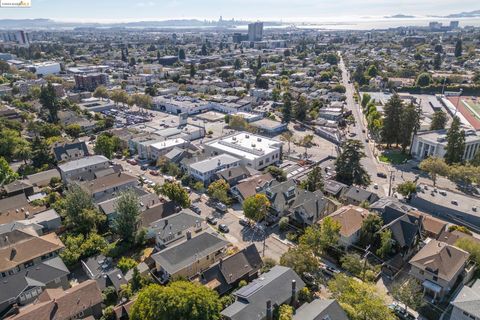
[0, 0, 479, 23]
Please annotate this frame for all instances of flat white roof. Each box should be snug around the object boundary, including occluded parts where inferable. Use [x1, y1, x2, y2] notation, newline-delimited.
[190, 154, 240, 173]
[151, 138, 187, 150]
[207, 132, 282, 161]
[58, 155, 108, 173]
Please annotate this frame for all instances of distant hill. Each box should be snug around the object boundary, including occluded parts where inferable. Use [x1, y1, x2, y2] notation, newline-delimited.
[384, 14, 415, 19]
[445, 10, 480, 18]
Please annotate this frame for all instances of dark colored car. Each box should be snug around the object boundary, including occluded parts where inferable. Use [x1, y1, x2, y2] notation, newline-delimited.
[218, 224, 229, 233]
[190, 205, 201, 215]
[377, 172, 387, 178]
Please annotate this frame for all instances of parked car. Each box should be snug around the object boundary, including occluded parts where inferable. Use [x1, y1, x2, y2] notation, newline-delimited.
[322, 265, 340, 277]
[388, 302, 418, 320]
[190, 205, 201, 215]
[218, 224, 229, 233]
[141, 165, 148, 171]
[215, 202, 228, 213]
[239, 218, 250, 227]
[206, 216, 218, 225]
[150, 170, 159, 176]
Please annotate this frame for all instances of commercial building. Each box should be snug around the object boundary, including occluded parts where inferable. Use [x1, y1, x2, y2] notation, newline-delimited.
[58, 155, 110, 182]
[26, 62, 61, 76]
[0, 31, 29, 46]
[411, 129, 480, 162]
[204, 132, 282, 170]
[150, 138, 190, 160]
[74, 73, 109, 91]
[248, 22, 264, 42]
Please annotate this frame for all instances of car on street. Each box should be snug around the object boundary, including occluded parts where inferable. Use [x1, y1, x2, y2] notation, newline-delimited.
[215, 202, 228, 213]
[239, 218, 250, 227]
[150, 170, 159, 176]
[140, 165, 148, 170]
[373, 183, 379, 189]
[206, 216, 218, 225]
[377, 172, 387, 179]
[190, 205, 201, 214]
[322, 265, 340, 277]
[388, 302, 418, 320]
[218, 224, 229, 233]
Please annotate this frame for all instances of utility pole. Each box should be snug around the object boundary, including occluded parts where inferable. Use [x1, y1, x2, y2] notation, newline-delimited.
[361, 245, 371, 281]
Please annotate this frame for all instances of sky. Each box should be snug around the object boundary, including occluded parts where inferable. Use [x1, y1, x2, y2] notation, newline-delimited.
[0, 0, 479, 22]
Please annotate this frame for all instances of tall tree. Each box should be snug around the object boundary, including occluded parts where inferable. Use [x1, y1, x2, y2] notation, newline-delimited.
[178, 48, 186, 60]
[455, 38, 462, 57]
[433, 53, 442, 70]
[130, 282, 222, 320]
[382, 94, 403, 147]
[0, 156, 18, 185]
[93, 85, 109, 100]
[293, 96, 308, 122]
[335, 139, 371, 186]
[430, 110, 447, 130]
[113, 190, 141, 244]
[359, 214, 383, 247]
[300, 165, 324, 192]
[94, 133, 115, 159]
[190, 63, 196, 78]
[400, 103, 420, 153]
[160, 181, 191, 208]
[207, 179, 230, 204]
[63, 185, 106, 235]
[280, 245, 319, 275]
[376, 229, 393, 258]
[243, 194, 270, 222]
[445, 116, 466, 164]
[328, 274, 396, 320]
[282, 92, 292, 123]
[40, 82, 59, 123]
[281, 131, 295, 155]
[419, 157, 449, 187]
[391, 280, 424, 313]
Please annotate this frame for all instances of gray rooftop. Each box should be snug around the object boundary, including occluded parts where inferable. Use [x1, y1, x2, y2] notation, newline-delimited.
[151, 231, 228, 275]
[221, 266, 305, 320]
[58, 155, 109, 173]
[190, 154, 240, 173]
[451, 280, 480, 317]
[293, 299, 349, 320]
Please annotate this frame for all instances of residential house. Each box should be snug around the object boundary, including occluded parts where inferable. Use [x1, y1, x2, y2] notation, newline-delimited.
[5, 280, 103, 320]
[409, 210, 448, 239]
[151, 231, 229, 283]
[0, 227, 64, 279]
[58, 155, 110, 183]
[329, 205, 370, 248]
[221, 266, 305, 320]
[148, 209, 206, 249]
[187, 154, 241, 184]
[0, 257, 70, 316]
[409, 239, 472, 301]
[231, 173, 273, 203]
[26, 169, 61, 188]
[0, 194, 46, 225]
[342, 186, 379, 206]
[52, 140, 89, 163]
[78, 172, 137, 202]
[2, 180, 34, 197]
[113, 299, 135, 320]
[450, 279, 480, 320]
[81, 254, 127, 292]
[293, 299, 349, 320]
[323, 180, 348, 199]
[263, 179, 335, 226]
[201, 244, 263, 295]
[215, 165, 253, 186]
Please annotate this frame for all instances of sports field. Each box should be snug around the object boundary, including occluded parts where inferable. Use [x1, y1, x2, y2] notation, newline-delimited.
[463, 98, 480, 119]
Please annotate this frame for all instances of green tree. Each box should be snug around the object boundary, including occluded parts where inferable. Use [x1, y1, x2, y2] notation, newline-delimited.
[94, 133, 116, 159]
[400, 103, 420, 153]
[419, 157, 449, 187]
[328, 274, 395, 320]
[207, 179, 230, 204]
[360, 214, 383, 247]
[65, 124, 82, 139]
[281, 131, 295, 155]
[293, 96, 308, 122]
[366, 64, 378, 78]
[430, 110, 447, 130]
[282, 92, 292, 123]
[117, 257, 138, 273]
[178, 48, 186, 60]
[63, 185, 106, 235]
[113, 190, 141, 244]
[340, 253, 364, 276]
[382, 94, 403, 147]
[278, 304, 293, 320]
[0, 156, 18, 185]
[376, 229, 393, 258]
[190, 63, 196, 78]
[391, 280, 424, 313]
[40, 82, 59, 123]
[159, 181, 191, 208]
[243, 194, 270, 222]
[299, 165, 324, 192]
[335, 139, 371, 186]
[280, 245, 319, 275]
[455, 237, 480, 265]
[234, 58, 242, 70]
[60, 232, 108, 267]
[130, 282, 222, 320]
[396, 181, 417, 198]
[448, 164, 480, 188]
[433, 53, 442, 70]
[455, 38, 462, 57]
[299, 217, 341, 256]
[416, 73, 432, 87]
[361, 93, 371, 109]
[93, 85, 109, 100]
[444, 116, 466, 164]
[14, 143, 32, 165]
[201, 43, 208, 56]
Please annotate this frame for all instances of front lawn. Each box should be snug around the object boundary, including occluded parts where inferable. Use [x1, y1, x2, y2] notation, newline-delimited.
[378, 150, 410, 165]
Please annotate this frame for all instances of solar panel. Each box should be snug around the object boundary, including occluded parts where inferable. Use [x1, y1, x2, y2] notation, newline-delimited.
[236, 282, 264, 298]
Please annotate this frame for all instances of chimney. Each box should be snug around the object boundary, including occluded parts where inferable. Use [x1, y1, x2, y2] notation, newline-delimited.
[290, 280, 297, 306]
[186, 231, 192, 240]
[10, 248, 17, 261]
[219, 257, 223, 268]
[266, 300, 273, 320]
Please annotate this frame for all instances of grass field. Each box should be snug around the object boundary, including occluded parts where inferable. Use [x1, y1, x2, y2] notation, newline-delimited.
[464, 98, 480, 119]
[378, 150, 410, 164]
